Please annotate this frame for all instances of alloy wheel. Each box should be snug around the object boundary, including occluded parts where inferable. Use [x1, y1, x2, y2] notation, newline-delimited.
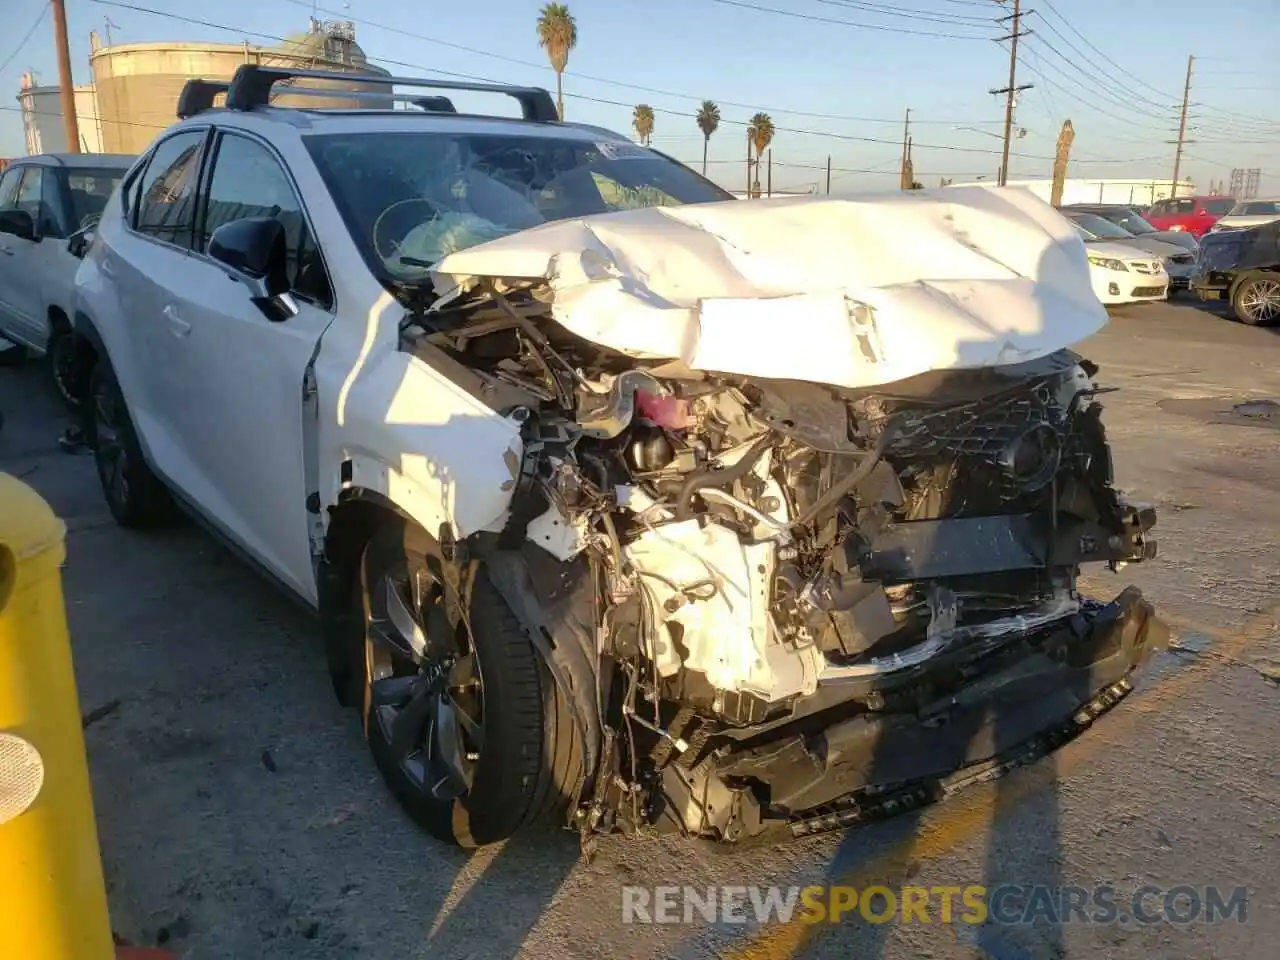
[365, 565, 484, 801]
[1239, 279, 1280, 324]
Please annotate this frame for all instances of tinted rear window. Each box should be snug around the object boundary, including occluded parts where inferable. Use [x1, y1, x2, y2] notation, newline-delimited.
[1203, 199, 1234, 215]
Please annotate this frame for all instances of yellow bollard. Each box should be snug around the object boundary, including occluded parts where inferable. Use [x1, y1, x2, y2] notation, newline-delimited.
[0, 473, 114, 960]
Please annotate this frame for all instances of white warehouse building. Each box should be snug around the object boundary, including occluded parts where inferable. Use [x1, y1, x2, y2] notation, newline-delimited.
[950, 177, 1197, 206]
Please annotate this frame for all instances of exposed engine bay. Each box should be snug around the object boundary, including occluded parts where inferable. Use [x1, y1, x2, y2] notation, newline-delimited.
[400, 269, 1165, 847]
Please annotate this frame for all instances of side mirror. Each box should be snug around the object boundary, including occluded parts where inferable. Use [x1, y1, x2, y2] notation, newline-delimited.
[0, 209, 37, 242]
[207, 217, 296, 321]
[208, 217, 289, 293]
[67, 227, 95, 259]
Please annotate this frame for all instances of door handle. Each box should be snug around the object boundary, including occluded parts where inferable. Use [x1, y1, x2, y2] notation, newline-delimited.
[163, 304, 191, 337]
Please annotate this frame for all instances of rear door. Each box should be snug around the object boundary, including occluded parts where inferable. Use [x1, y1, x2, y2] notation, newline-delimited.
[147, 129, 336, 603]
[107, 129, 211, 476]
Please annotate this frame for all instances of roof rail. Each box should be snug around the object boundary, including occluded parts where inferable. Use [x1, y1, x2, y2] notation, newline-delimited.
[223, 65, 559, 122]
[177, 79, 232, 119]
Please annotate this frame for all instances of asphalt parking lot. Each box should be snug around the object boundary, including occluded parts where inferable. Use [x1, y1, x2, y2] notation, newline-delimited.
[2, 298, 1278, 960]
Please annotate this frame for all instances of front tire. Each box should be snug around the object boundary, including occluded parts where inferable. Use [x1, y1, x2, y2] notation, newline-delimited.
[1232, 277, 1280, 326]
[86, 357, 173, 528]
[356, 525, 581, 846]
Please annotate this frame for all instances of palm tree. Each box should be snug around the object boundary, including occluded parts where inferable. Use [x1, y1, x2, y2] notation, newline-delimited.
[633, 104, 655, 145]
[748, 112, 774, 197]
[696, 100, 721, 176]
[536, 4, 577, 120]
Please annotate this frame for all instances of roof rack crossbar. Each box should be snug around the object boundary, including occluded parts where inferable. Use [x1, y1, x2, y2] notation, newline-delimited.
[224, 65, 558, 122]
[177, 79, 232, 119]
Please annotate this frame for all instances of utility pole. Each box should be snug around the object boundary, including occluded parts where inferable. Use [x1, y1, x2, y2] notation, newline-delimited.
[899, 108, 911, 189]
[826, 155, 831, 195]
[767, 149, 772, 198]
[1169, 54, 1194, 200]
[990, 0, 1033, 186]
[51, 0, 82, 154]
[745, 127, 752, 197]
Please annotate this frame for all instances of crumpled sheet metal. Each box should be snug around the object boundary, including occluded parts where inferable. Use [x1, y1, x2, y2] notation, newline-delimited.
[431, 186, 1108, 390]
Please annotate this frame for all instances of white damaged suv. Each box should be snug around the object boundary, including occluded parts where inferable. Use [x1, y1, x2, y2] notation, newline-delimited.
[73, 66, 1165, 850]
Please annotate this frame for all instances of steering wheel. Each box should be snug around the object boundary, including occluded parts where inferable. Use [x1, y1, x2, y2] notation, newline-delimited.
[372, 197, 442, 269]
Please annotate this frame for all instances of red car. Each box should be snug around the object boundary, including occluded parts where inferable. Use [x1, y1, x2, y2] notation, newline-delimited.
[1144, 195, 1236, 238]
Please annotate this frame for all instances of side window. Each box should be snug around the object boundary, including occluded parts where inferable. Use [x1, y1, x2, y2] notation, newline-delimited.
[134, 130, 206, 249]
[1149, 201, 1167, 216]
[0, 167, 23, 209]
[1203, 199, 1234, 216]
[201, 133, 332, 308]
[14, 167, 59, 237]
[1172, 199, 1195, 214]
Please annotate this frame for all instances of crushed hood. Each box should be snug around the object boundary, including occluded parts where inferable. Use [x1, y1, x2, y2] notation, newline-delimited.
[431, 186, 1109, 390]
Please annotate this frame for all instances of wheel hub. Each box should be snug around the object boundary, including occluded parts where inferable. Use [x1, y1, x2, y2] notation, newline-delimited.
[367, 570, 483, 802]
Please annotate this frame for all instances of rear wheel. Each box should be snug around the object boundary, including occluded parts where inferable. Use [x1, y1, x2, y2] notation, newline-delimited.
[1232, 277, 1280, 326]
[356, 525, 581, 846]
[86, 357, 173, 527]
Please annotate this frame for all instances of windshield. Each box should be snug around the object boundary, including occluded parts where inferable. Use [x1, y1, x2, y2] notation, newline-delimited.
[1103, 208, 1156, 234]
[1067, 211, 1135, 241]
[305, 131, 731, 285]
[66, 168, 128, 230]
[1228, 200, 1280, 216]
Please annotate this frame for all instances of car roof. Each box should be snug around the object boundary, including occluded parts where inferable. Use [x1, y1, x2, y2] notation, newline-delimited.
[10, 153, 136, 169]
[188, 106, 632, 146]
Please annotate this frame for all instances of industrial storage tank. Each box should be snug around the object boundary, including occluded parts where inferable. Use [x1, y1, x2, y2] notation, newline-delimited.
[16, 73, 104, 154]
[89, 19, 393, 154]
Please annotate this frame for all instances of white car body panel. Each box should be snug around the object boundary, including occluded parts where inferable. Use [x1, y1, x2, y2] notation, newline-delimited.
[1082, 239, 1170, 306]
[432, 187, 1110, 390]
[0, 231, 76, 351]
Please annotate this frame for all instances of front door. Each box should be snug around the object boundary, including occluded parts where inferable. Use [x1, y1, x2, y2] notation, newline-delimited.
[0, 166, 63, 347]
[148, 130, 336, 605]
[0, 164, 29, 342]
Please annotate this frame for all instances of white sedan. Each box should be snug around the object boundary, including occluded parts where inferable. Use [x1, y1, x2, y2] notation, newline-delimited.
[1079, 237, 1169, 305]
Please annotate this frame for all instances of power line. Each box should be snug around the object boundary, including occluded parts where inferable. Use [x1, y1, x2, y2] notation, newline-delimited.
[705, 0, 991, 40]
[1028, 9, 1173, 113]
[1019, 43, 1169, 132]
[1026, 33, 1175, 121]
[813, 0, 994, 27]
[1037, 0, 1178, 103]
[273, 0, 1001, 127]
[81, 0, 1169, 168]
[0, 1, 51, 75]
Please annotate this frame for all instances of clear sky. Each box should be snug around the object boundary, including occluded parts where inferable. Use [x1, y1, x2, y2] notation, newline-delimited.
[2, 0, 1277, 194]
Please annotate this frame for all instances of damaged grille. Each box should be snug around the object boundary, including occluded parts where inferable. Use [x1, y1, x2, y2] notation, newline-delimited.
[875, 376, 1083, 516]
